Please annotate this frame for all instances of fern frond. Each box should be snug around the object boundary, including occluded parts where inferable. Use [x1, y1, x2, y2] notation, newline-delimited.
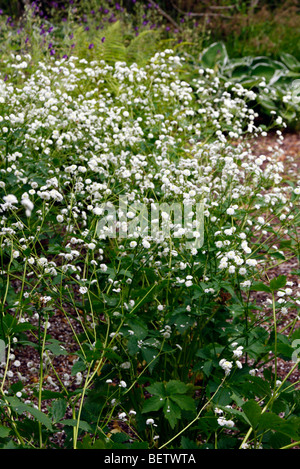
[126, 29, 159, 66]
[94, 21, 126, 64]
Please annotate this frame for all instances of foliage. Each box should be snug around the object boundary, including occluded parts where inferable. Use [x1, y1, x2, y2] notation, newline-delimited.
[0, 0, 299, 451]
[199, 41, 300, 129]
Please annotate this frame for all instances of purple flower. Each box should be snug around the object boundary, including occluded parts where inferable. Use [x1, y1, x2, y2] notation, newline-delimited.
[88, 43, 94, 49]
[101, 37, 105, 43]
[62, 54, 68, 59]
[50, 49, 55, 56]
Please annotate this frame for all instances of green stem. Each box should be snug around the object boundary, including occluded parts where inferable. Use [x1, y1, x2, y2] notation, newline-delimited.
[158, 376, 226, 449]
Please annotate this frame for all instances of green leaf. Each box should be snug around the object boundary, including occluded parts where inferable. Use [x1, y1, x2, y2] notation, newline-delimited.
[45, 339, 68, 356]
[280, 53, 300, 72]
[142, 396, 165, 413]
[268, 431, 291, 449]
[165, 380, 189, 395]
[242, 400, 262, 428]
[51, 399, 67, 423]
[250, 63, 276, 80]
[71, 359, 86, 376]
[200, 42, 228, 69]
[258, 413, 300, 440]
[251, 282, 272, 293]
[163, 398, 181, 429]
[180, 436, 198, 449]
[146, 382, 166, 397]
[270, 275, 287, 291]
[5, 397, 53, 431]
[0, 426, 11, 438]
[170, 394, 195, 412]
[61, 419, 93, 432]
[78, 435, 108, 449]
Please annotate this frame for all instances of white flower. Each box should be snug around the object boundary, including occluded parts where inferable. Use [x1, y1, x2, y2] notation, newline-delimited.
[233, 346, 244, 358]
[219, 358, 233, 376]
[146, 418, 155, 425]
[142, 239, 151, 249]
[226, 207, 235, 215]
[245, 259, 257, 267]
[130, 241, 137, 248]
[3, 194, 18, 206]
[79, 286, 88, 294]
[120, 361, 131, 369]
[217, 416, 235, 428]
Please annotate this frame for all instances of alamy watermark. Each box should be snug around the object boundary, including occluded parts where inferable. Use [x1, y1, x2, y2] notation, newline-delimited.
[95, 196, 205, 250]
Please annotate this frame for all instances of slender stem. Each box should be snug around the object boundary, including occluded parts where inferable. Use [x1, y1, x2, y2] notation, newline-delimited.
[159, 377, 226, 449]
[272, 292, 278, 388]
[38, 313, 49, 448]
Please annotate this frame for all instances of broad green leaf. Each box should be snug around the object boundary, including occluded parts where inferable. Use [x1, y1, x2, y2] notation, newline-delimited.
[280, 53, 300, 71]
[71, 359, 86, 376]
[170, 394, 195, 412]
[200, 42, 228, 69]
[146, 382, 166, 397]
[242, 399, 262, 428]
[250, 282, 271, 293]
[250, 63, 276, 80]
[0, 426, 11, 438]
[5, 397, 53, 431]
[163, 398, 181, 429]
[270, 275, 287, 291]
[258, 413, 300, 440]
[61, 419, 93, 432]
[51, 399, 67, 423]
[180, 436, 198, 449]
[142, 396, 165, 413]
[165, 380, 189, 395]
